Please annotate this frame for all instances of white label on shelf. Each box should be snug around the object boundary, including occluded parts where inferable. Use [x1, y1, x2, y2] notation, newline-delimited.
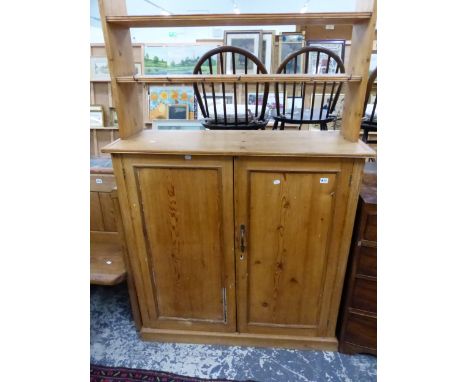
[320, 178, 329, 184]
[273, 180, 281, 185]
[95, 178, 103, 184]
[185, 155, 192, 160]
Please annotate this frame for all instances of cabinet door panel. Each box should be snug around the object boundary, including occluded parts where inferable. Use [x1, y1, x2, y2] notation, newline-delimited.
[235, 157, 354, 337]
[121, 155, 236, 332]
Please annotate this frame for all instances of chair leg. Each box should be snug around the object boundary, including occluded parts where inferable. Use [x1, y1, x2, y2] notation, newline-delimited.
[362, 128, 369, 143]
[280, 121, 285, 130]
[320, 122, 328, 131]
[273, 120, 279, 130]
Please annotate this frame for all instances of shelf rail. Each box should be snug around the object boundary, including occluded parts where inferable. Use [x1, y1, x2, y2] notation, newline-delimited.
[116, 74, 362, 85]
[106, 12, 372, 28]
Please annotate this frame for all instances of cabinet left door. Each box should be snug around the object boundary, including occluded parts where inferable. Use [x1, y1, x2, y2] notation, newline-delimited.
[113, 154, 236, 333]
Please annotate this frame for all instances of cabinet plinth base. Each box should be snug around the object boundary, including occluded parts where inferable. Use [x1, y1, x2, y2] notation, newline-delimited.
[139, 327, 338, 351]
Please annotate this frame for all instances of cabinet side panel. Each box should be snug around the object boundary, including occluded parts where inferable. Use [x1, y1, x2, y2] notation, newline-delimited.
[137, 167, 225, 321]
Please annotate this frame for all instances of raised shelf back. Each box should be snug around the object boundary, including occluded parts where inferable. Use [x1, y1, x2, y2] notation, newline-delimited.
[98, 0, 376, 142]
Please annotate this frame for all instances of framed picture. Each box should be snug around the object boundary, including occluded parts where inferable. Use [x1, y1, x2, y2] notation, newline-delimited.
[224, 31, 261, 74]
[144, 44, 221, 75]
[369, 52, 377, 72]
[279, 32, 305, 71]
[90, 57, 110, 81]
[153, 120, 205, 130]
[109, 107, 118, 126]
[168, 104, 188, 119]
[248, 93, 284, 115]
[261, 31, 274, 73]
[306, 40, 346, 74]
[91, 57, 142, 79]
[287, 96, 303, 110]
[134, 63, 142, 75]
[307, 40, 346, 61]
[90, 105, 104, 127]
[148, 86, 195, 121]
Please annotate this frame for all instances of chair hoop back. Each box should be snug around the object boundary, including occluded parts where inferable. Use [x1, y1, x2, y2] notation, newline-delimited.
[193, 46, 270, 129]
[363, 67, 377, 123]
[274, 46, 345, 128]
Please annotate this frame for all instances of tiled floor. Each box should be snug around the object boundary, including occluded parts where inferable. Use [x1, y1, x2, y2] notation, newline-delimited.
[91, 283, 377, 382]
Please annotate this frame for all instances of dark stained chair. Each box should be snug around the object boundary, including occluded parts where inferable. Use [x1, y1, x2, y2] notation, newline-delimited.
[273, 46, 345, 130]
[193, 46, 269, 130]
[361, 68, 377, 144]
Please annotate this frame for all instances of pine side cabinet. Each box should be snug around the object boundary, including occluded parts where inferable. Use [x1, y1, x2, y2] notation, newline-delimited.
[103, 130, 374, 350]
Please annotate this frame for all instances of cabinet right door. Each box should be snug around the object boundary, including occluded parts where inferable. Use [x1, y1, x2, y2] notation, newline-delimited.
[234, 157, 361, 338]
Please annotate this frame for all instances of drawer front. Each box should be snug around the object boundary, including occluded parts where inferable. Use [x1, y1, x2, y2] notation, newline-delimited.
[343, 311, 376, 350]
[362, 213, 377, 242]
[356, 246, 377, 278]
[351, 278, 376, 313]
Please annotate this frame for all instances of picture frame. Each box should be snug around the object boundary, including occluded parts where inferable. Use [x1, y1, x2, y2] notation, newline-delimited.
[134, 63, 142, 76]
[261, 31, 275, 73]
[168, 104, 188, 120]
[307, 39, 346, 61]
[90, 105, 104, 127]
[369, 52, 377, 72]
[224, 31, 261, 74]
[90, 57, 110, 81]
[248, 93, 284, 116]
[109, 107, 118, 126]
[91, 56, 143, 80]
[152, 120, 205, 130]
[148, 86, 195, 121]
[278, 32, 305, 71]
[306, 40, 346, 74]
[198, 94, 235, 120]
[144, 43, 221, 75]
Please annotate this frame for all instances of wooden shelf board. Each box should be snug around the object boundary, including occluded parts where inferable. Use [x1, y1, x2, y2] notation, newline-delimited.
[116, 74, 361, 85]
[91, 232, 126, 286]
[90, 126, 119, 130]
[106, 12, 372, 28]
[102, 130, 375, 158]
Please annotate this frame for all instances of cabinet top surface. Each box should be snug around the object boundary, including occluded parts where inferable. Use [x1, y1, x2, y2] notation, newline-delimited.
[101, 130, 375, 158]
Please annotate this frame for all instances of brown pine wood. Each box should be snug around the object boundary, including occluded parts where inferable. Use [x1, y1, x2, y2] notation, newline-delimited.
[90, 231, 126, 285]
[90, 192, 104, 231]
[111, 190, 142, 330]
[116, 155, 236, 333]
[106, 12, 372, 28]
[140, 327, 338, 350]
[116, 74, 361, 84]
[234, 157, 356, 338]
[99, 0, 376, 350]
[318, 159, 364, 337]
[102, 130, 375, 158]
[98, 0, 143, 139]
[111, 155, 154, 325]
[340, 0, 377, 141]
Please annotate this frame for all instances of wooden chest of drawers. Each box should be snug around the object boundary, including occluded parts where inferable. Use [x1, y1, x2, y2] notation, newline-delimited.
[338, 163, 377, 355]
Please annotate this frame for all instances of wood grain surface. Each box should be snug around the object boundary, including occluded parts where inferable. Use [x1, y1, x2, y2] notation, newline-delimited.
[102, 130, 375, 158]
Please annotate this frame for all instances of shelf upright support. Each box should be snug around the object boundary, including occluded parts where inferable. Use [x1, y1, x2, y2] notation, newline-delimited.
[340, 0, 377, 142]
[98, 0, 143, 139]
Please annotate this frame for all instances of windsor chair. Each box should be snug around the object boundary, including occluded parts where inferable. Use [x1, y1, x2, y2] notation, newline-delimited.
[193, 46, 270, 130]
[361, 67, 377, 144]
[273, 46, 345, 130]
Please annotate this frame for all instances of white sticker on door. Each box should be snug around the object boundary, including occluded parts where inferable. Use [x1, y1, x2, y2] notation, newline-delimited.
[320, 178, 329, 184]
